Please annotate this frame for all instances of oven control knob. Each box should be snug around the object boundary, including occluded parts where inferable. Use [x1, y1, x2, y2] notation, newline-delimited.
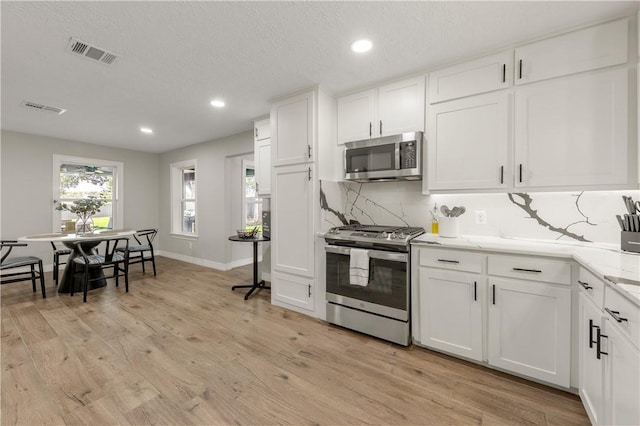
[387, 232, 397, 240]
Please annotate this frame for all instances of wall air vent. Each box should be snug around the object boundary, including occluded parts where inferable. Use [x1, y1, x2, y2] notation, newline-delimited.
[21, 101, 66, 115]
[66, 37, 118, 65]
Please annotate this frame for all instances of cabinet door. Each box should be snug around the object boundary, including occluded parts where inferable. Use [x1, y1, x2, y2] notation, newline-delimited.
[604, 319, 640, 426]
[488, 277, 571, 387]
[515, 18, 628, 85]
[418, 268, 483, 361]
[514, 68, 628, 188]
[272, 163, 314, 278]
[271, 91, 314, 166]
[378, 76, 425, 137]
[272, 271, 314, 312]
[254, 118, 271, 141]
[428, 92, 509, 190]
[579, 293, 605, 425]
[429, 51, 512, 103]
[255, 139, 271, 195]
[337, 89, 376, 144]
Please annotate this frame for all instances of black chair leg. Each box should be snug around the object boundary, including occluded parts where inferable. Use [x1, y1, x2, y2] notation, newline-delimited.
[83, 264, 89, 303]
[141, 255, 146, 274]
[124, 261, 129, 292]
[30, 264, 37, 292]
[38, 260, 46, 298]
[150, 248, 157, 276]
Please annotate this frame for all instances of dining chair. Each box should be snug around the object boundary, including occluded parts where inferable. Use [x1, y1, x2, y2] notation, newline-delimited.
[116, 229, 157, 276]
[72, 237, 129, 302]
[50, 242, 71, 286]
[1, 241, 46, 298]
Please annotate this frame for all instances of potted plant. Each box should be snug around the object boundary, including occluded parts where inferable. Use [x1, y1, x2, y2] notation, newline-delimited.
[55, 196, 107, 234]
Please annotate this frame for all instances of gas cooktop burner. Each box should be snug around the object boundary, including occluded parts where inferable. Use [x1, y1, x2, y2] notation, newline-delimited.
[324, 224, 425, 248]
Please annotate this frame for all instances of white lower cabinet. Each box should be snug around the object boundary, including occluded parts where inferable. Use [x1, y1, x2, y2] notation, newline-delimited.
[488, 277, 571, 387]
[604, 316, 640, 426]
[418, 268, 483, 361]
[414, 247, 572, 388]
[579, 292, 605, 425]
[271, 271, 314, 312]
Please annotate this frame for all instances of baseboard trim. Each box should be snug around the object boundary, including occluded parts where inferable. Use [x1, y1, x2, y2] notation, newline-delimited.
[156, 250, 253, 272]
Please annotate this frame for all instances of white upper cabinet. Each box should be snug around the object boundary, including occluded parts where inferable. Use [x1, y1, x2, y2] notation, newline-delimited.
[428, 91, 510, 190]
[254, 119, 271, 141]
[429, 51, 513, 103]
[377, 76, 426, 137]
[337, 76, 425, 144]
[514, 68, 628, 188]
[337, 89, 376, 144]
[271, 91, 314, 165]
[254, 118, 271, 195]
[255, 139, 271, 195]
[515, 19, 628, 85]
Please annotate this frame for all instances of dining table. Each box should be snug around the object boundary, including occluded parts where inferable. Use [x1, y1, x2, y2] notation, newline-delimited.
[18, 229, 136, 293]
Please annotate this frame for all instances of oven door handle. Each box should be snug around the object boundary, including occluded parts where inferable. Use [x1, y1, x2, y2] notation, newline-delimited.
[324, 245, 408, 263]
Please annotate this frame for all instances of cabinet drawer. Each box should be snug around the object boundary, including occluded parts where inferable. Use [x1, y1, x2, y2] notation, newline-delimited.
[578, 267, 605, 309]
[487, 255, 571, 285]
[419, 248, 483, 273]
[605, 287, 640, 349]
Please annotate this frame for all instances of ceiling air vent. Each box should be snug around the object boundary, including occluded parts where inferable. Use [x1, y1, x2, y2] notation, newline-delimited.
[21, 101, 66, 115]
[66, 37, 118, 65]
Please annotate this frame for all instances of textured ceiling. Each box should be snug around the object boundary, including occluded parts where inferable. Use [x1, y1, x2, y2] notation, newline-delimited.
[1, 1, 638, 153]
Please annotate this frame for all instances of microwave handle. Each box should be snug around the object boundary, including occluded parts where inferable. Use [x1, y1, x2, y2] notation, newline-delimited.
[395, 143, 401, 170]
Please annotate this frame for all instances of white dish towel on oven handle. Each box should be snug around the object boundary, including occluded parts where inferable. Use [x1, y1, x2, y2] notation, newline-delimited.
[349, 248, 370, 287]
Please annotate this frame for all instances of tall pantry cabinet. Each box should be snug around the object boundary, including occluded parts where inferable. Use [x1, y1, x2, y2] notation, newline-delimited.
[270, 88, 337, 319]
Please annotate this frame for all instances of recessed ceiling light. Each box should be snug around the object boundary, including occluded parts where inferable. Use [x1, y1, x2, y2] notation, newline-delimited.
[140, 127, 153, 134]
[351, 39, 372, 53]
[210, 99, 225, 108]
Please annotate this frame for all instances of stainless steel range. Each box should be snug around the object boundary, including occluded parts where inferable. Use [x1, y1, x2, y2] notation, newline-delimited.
[324, 224, 424, 346]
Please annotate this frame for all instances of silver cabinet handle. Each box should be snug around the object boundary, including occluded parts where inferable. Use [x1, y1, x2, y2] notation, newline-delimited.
[437, 259, 459, 264]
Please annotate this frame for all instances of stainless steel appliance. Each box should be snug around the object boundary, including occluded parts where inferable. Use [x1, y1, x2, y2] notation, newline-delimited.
[344, 131, 422, 182]
[324, 224, 424, 346]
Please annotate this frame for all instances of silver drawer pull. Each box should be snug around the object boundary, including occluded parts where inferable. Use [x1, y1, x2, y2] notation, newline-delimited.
[513, 267, 542, 273]
[605, 308, 628, 323]
[437, 259, 460, 264]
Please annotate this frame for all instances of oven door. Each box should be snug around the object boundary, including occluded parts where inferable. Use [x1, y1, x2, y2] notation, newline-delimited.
[325, 245, 408, 321]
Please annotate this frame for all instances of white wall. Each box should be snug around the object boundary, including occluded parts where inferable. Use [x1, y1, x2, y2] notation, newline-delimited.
[0, 130, 160, 263]
[158, 130, 254, 268]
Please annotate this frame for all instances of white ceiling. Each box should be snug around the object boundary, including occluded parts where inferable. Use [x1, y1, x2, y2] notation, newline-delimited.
[1, 1, 638, 153]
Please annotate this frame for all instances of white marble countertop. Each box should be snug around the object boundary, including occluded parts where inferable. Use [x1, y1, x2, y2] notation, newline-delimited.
[412, 233, 640, 306]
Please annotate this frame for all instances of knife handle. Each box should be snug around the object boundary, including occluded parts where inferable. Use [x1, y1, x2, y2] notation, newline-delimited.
[616, 215, 625, 231]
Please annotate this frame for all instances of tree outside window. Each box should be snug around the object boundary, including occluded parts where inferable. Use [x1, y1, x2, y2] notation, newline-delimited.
[58, 164, 114, 231]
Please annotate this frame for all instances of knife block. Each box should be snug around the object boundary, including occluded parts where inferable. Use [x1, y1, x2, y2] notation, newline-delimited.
[621, 231, 640, 253]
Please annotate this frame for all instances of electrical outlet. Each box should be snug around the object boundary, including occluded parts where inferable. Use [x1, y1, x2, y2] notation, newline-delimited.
[475, 210, 487, 225]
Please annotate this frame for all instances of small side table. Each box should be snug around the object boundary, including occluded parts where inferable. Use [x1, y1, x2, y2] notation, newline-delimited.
[228, 235, 271, 300]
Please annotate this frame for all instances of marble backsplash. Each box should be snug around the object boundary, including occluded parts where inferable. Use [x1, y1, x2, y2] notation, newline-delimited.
[320, 180, 640, 245]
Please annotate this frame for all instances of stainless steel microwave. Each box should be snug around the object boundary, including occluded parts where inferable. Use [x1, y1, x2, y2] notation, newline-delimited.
[344, 131, 423, 182]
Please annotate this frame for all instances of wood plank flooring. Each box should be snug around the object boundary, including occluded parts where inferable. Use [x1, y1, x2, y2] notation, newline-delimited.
[1, 257, 589, 425]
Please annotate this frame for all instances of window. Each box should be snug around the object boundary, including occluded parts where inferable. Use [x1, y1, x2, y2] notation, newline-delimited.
[53, 155, 123, 232]
[242, 160, 262, 231]
[171, 160, 197, 236]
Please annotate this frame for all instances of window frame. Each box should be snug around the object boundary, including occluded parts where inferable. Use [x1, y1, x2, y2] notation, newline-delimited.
[170, 159, 198, 238]
[52, 155, 124, 232]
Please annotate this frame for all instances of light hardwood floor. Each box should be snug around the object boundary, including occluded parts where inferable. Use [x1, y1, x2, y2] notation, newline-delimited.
[1, 256, 589, 425]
